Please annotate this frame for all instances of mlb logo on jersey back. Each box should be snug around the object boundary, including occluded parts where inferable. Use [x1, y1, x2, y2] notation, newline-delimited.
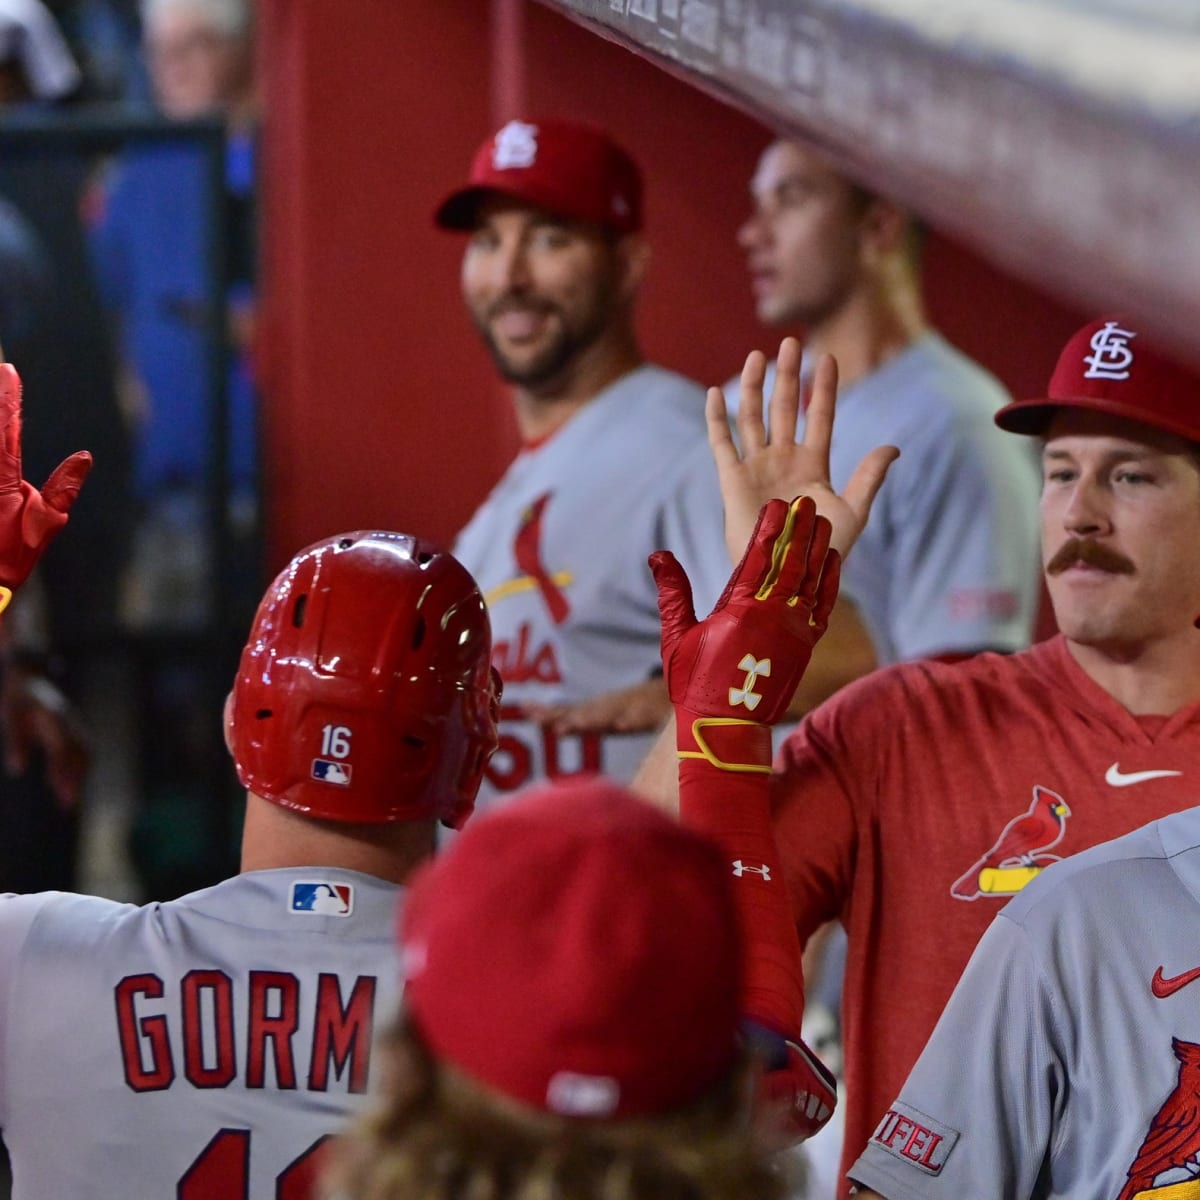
[312, 758, 352, 786]
[291, 882, 354, 916]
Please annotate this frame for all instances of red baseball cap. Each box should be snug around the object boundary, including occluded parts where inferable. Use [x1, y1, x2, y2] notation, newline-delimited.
[434, 118, 643, 234]
[399, 777, 741, 1119]
[995, 317, 1200, 441]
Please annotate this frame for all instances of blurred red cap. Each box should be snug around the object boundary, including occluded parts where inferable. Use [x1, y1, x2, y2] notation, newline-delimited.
[434, 118, 643, 234]
[399, 777, 740, 1119]
[995, 317, 1200, 441]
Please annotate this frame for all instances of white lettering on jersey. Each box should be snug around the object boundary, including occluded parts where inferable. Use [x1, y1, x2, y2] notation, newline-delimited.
[1083, 321, 1136, 380]
[114, 971, 378, 1093]
[729, 653, 771, 712]
[492, 120, 538, 170]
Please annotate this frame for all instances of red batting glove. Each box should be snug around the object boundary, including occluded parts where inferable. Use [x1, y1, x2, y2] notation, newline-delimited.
[650, 494, 840, 770]
[0, 364, 92, 615]
[650, 495, 841, 1144]
[744, 1021, 838, 1142]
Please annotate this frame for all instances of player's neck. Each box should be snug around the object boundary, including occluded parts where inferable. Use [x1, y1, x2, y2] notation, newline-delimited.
[804, 279, 926, 390]
[1066, 630, 1200, 716]
[239, 793, 436, 885]
[512, 333, 643, 443]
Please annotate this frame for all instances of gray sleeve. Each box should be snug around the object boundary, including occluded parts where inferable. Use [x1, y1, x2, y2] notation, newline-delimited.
[849, 914, 1061, 1200]
[0, 893, 57, 1125]
[657, 440, 734, 619]
[886, 419, 1041, 660]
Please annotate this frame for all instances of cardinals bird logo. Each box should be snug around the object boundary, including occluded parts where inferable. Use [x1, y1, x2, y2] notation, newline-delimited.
[950, 786, 1071, 901]
[1118, 1039, 1200, 1200]
[508, 493, 571, 625]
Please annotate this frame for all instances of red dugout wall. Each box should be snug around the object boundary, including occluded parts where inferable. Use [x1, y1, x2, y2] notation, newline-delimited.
[257, 0, 1084, 570]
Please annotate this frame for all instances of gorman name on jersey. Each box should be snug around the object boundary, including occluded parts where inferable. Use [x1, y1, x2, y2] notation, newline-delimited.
[114, 969, 378, 1093]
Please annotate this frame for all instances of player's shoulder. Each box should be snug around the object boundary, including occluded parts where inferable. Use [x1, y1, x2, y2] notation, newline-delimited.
[814, 643, 1042, 723]
[0, 889, 134, 922]
[613, 363, 708, 423]
[604, 363, 721, 477]
[167, 868, 405, 936]
[784, 645, 1049, 772]
[0, 889, 139, 959]
[864, 332, 1015, 443]
[1001, 809, 1192, 929]
[894, 332, 1010, 404]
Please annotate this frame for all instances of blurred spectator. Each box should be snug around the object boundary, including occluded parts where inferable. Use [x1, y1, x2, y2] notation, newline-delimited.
[0, 196, 50, 353]
[0, 0, 81, 104]
[48, 0, 147, 102]
[88, 0, 258, 632]
[81, 0, 259, 902]
[0, 0, 131, 898]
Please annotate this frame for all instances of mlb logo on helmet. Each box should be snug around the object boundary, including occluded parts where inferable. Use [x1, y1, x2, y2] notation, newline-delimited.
[290, 882, 354, 916]
[312, 758, 352, 786]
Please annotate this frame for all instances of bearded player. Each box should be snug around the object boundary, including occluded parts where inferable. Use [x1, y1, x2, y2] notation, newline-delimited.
[440, 117, 733, 810]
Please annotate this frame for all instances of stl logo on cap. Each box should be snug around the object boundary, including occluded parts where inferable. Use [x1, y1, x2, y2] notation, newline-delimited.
[492, 120, 539, 171]
[1084, 321, 1137, 381]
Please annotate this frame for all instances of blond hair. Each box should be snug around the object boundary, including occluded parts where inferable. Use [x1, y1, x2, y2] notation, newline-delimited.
[323, 1016, 794, 1200]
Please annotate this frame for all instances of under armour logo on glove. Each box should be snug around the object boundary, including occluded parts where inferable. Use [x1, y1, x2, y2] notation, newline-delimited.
[651, 495, 840, 732]
[729, 654, 771, 711]
[0, 363, 92, 613]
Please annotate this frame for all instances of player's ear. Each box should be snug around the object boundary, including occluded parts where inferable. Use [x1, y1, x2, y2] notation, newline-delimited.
[614, 233, 651, 301]
[222, 692, 235, 756]
[858, 199, 911, 265]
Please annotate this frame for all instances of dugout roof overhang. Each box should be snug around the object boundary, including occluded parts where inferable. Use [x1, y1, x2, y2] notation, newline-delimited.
[539, 0, 1200, 369]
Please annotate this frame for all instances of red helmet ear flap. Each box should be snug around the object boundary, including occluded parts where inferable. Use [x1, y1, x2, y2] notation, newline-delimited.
[442, 665, 503, 830]
[485, 667, 503, 733]
[228, 531, 497, 825]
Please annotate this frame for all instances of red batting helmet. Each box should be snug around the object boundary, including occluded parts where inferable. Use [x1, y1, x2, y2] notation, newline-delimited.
[228, 531, 500, 827]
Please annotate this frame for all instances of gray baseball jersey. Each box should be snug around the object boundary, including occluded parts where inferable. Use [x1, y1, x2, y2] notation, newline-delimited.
[725, 333, 1041, 662]
[850, 805, 1200, 1200]
[454, 364, 730, 808]
[0, 868, 402, 1199]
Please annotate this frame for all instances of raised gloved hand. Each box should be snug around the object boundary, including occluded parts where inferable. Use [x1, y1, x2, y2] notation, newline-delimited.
[651, 494, 841, 1145]
[0, 363, 92, 614]
[650, 493, 840, 771]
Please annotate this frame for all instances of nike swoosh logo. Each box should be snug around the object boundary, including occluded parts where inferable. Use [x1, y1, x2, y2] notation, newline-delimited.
[1152, 965, 1200, 999]
[1105, 763, 1182, 787]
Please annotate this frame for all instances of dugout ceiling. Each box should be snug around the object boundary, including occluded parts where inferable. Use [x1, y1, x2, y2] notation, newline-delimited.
[540, 0, 1200, 368]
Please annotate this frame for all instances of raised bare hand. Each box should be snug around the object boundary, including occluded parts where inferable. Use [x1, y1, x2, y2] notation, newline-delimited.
[707, 336, 898, 562]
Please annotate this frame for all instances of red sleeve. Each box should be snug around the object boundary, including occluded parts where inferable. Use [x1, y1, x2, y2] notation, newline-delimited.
[771, 670, 893, 947]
